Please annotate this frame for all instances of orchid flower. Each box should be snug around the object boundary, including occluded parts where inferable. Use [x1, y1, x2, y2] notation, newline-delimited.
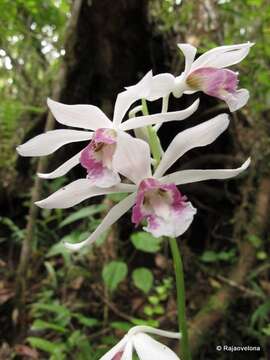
[34, 113, 250, 251]
[126, 42, 253, 112]
[16, 95, 199, 188]
[99, 325, 181, 360]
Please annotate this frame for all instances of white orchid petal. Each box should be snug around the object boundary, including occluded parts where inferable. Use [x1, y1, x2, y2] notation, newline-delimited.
[64, 193, 136, 251]
[177, 43, 197, 76]
[154, 113, 230, 178]
[121, 341, 133, 360]
[16, 130, 92, 157]
[119, 99, 200, 131]
[112, 91, 140, 128]
[128, 326, 181, 339]
[133, 333, 180, 360]
[226, 89, 249, 112]
[47, 98, 112, 130]
[35, 181, 136, 209]
[113, 71, 153, 127]
[160, 158, 251, 185]
[99, 336, 128, 360]
[37, 150, 82, 179]
[113, 131, 151, 184]
[124, 70, 153, 93]
[191, 42, 254, 70]
[146, 73, 176, 101]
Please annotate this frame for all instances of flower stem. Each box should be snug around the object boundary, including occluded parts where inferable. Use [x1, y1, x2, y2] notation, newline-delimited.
[141, 98, 162, 167]
[169, 237, 192, 360]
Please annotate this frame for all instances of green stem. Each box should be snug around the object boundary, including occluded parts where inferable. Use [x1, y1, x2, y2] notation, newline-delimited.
[169, 237, 192, 360]
[141, 98, 162, 167]
[140, 97, 191, 358]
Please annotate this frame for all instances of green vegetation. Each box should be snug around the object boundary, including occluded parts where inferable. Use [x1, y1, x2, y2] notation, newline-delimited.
[0, 1, 269, 359]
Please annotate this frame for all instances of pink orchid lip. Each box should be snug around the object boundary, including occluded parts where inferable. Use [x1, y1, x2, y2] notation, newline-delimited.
[79, 128, 120, 187]
[112, 352, 123, 360]
[186, 67, 239, 100]
[132, 178, 195, 238]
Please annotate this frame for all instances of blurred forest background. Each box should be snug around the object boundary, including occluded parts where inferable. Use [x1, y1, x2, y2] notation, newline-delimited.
[0, 0, 270, 359]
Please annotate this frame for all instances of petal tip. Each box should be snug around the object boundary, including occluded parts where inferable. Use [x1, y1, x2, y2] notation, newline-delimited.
[34, 200, 43, 207]
[16, 145, 23, 156]
[63, 241, 82, 251]
[193, 97, 200, 109]
[243, 157, 251, 169]
[37, 172, 50, 179]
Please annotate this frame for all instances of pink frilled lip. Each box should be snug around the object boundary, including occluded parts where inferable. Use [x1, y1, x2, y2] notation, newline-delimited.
[80, 128, 120, 187]
[132, 178, 196, 238]
[186, 67, 239, 100]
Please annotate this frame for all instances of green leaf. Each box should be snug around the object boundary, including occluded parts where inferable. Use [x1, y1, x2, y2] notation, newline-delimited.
[59, 205, 106, 228]
[256, 251, 267, 260]
[72, 314, 100, 328]
[132, 268, 153, 294]
[200, 250, 219, 263]
[148, 296, 160, 305]
[31, 319, 67, 333]
[27, 337, 64, 355]
[32, 303, 71, 327]
[131, 318, 159, 328]
[251, 300, 270, 328]
[110, 321, 133, 332]
[262, 324, 270, 336]
[144, 305, 154, 316]
[247, 234, 263, 248]
[46, 242, 72, 264]
[153, 305, 165, 315]
[200, 250, 236, 263]
[44, 261, 57, 288]
[102, 261, 128, 292]
[131, 232, 163, 253]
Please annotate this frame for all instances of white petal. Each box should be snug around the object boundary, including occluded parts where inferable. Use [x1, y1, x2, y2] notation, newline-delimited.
[99, 336, 128, 360]
[64, 193, 136, 250]
[113, 131, 151, 184]
[121, 341, 133, 360]
[35, 181, 136, 209]
[133, 333, 180, 360]
[47, 98, 112, 130]
[191, 42, 254, 70]
[143, 201, 196, 238]
[38, 150, 82, 179]
[16, 130, 93, 157]
[124, 70, 153, 94]
[154, 113, 230, 178]
[226, 89, 249, 112]
[128, 326, 181, 339]
[146, 73, 176, 101]
[92, 169, 121, 189]
[119, 99, 200, 131]
[177, 43, 197, 76]
[113, 71, 153, 127]
[160, 158, 251, 185]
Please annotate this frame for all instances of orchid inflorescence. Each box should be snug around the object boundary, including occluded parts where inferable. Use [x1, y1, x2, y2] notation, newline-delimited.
[17, 42, 253, 359]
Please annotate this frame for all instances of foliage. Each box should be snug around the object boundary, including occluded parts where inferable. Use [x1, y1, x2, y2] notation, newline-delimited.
[102, 261, 128, 293]
[132, 267, 153, 294]
[0, 0, 69, 184]
[131, 231, 163, 253]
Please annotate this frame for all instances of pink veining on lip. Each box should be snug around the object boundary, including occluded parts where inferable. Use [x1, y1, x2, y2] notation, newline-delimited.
[112, 352, 123, 360]
[186, 67, 239, 101]
[80, 128, 120, 187]
[132, 178, 195, 237]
